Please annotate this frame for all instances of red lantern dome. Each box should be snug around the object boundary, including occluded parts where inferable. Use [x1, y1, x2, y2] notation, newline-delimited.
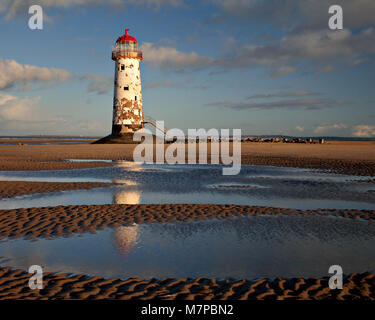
[116, 28, 137, 43]
[112, 28, 143, 61]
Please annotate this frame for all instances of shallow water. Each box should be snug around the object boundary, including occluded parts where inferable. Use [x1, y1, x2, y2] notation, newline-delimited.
[1, 215, 374, 280]
[0, 162, 374, 210]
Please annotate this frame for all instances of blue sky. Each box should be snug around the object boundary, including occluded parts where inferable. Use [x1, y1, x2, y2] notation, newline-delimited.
[0, 0, 374, 137]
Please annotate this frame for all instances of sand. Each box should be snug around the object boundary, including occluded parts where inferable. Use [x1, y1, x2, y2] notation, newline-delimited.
[0, 181, 110, 199]
[0, 204, 373, 240]
[0, 138, 96, 144]
[0, 141, 374, 175]
[0, 267, 373, 300]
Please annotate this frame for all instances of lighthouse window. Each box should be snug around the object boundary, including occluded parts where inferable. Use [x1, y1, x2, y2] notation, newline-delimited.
[121, 65, 125, 70]
[124, 86, 129, 90]
[135, 96, 137, 101]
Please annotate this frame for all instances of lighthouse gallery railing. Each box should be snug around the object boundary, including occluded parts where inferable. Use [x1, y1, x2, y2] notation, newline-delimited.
[112, 50, 143, 60]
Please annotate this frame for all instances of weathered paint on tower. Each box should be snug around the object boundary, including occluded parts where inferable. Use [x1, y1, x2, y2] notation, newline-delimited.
[112, 28, 143, 136]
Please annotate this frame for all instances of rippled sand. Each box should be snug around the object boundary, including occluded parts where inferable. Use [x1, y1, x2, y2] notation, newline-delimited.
[0, 204, 373, 240]
[0, 267, 373, 300]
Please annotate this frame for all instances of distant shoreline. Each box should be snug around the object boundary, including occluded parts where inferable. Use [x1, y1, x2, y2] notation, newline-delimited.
[1, 135, 374, 142]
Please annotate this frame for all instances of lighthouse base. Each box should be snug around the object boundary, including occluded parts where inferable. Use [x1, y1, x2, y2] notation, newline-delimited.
[92, 133, 140, 144]
[92, 131, 159, 144]
[93, 123, 148, 144]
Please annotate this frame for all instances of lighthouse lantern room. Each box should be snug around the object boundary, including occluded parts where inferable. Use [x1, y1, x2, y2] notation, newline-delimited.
[111, 28, 144, 136]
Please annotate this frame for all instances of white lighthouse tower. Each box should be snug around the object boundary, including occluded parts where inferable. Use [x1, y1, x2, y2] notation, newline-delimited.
[111, 28, 144, 136]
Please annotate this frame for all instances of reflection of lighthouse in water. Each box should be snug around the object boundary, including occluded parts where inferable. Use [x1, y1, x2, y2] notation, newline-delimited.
[114, 224, 139, 259]
[112, 161, 142, 204]
[112, 178, 141, 204]
[113, 188, 141, 204]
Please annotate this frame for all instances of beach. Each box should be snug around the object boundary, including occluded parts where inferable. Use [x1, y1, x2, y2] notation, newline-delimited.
[0, 140, 374, 300]
[0, 140, 374, 175]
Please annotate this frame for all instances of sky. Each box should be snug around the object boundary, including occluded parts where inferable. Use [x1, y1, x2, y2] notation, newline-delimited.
[0, 0, 374, 137]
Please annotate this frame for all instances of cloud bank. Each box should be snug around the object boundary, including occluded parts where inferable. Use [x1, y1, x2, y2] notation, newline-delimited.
[80, 74, 113, 95]
[0, 0, 184, 20]
[206, 98, 345, 111]
[141, 42, 214, 68]
[141, 27, 375, 76]
[352, 125, 375, 137]
[0, 58, 72, 91]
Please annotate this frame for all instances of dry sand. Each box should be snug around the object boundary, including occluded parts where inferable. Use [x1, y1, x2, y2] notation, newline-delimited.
[0, 267, 373, 300]
[0, 141, 374, 175]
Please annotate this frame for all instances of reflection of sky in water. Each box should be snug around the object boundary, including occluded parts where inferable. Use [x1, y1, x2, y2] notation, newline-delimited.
[1, 215, 375, 280]
[0, 162, 374, 210]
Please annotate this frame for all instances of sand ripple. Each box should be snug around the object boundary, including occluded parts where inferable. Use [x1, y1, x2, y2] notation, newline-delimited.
[0, 204, 373, 240]
[0, 267, 373, 300]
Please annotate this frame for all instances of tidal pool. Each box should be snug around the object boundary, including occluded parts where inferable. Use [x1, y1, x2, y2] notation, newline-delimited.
[1, 215, 374, 280]
[0, 162, 374, 210]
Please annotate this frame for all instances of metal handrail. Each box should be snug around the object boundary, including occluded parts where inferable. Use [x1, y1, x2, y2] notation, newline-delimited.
[143, 116, 170, 136]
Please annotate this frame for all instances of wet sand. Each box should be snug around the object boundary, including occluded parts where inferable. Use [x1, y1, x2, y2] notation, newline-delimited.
[0, 138, 96, 144]
[0, 141, 374, 175]
[0, 204, 373, 240]
[0, 181, 110, 199]
[0, 267, 373, 300]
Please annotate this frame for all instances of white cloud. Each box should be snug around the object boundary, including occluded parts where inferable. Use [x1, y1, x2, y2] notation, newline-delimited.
[146, 80, 174, 89]
[0, 58, 113, 95]
[207, 98, 345, 111]
[0, 93, 104, 135]
[313, 123, 347, 134]
[128, 0, 184, 8]
[270, 66, 297, 77]
[0, 0, 184, 20]
[0, 0, 123, 20]
[141, 42, 214, 68]
[80, 73, 113, 94]
[0, 93, 40, 121]
[352, 125, 375, 137]
[295, 125, 304, 132]
[0, 58, 72, 91]
[248, 91, 320, 99]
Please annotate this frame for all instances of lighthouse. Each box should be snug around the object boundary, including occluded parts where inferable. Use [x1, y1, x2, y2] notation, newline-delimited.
[111, 28, 144, 136]
[94, 28, 149, 144]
